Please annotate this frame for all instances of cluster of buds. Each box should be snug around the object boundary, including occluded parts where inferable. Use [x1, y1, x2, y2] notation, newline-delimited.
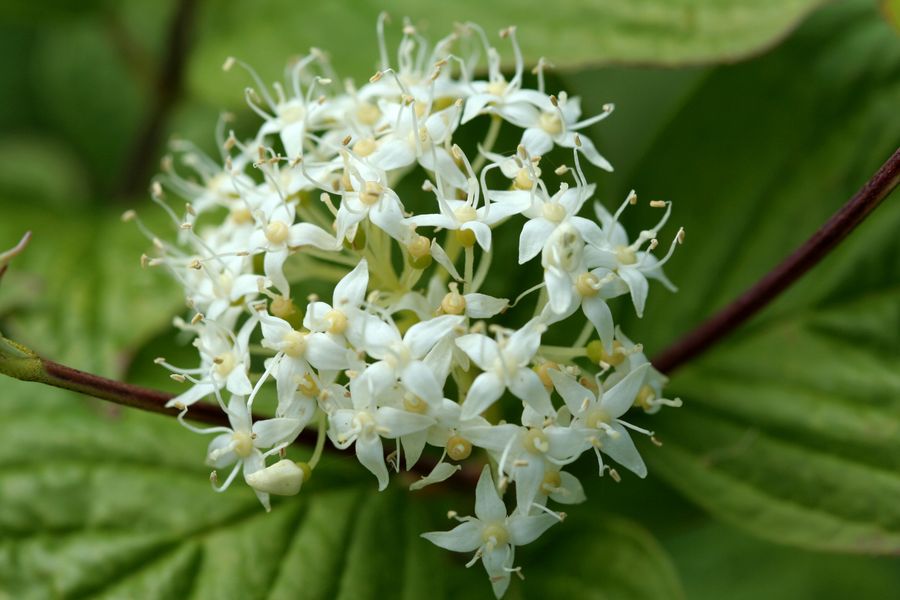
[140, 16, 682, 597]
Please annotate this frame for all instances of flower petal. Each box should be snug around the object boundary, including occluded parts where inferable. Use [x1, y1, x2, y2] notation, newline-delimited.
[460, 372, 505, 420]
[475, 465, 507, 522]
[421, 521, 482, 552]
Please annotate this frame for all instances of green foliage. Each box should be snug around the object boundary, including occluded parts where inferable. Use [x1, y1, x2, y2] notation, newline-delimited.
[188, 0, 824, 108]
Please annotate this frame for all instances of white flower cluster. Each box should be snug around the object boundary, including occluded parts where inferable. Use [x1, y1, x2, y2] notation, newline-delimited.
[142, 17, 682, 598]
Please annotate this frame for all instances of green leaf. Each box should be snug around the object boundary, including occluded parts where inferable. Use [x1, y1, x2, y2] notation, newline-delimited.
[0, 204, 181, 376]
[188, 0, 824, 109]
[665, 519, 900, 599]
[516, 514, 684, 600]
[577, 0, 900, 553]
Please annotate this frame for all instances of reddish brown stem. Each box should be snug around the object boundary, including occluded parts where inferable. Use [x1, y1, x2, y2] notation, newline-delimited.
[117, 0, 198, 197]
[652, 147, 900, 374]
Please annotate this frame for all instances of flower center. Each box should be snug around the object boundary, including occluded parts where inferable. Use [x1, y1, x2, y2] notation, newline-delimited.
[325, 309, 348, 335]
[635, 384, 656, 410]
[230, 207, 253, 224]
[514, 167, 539, 190]
[356, 102, 381, 126]
[585, 408, 612, 430]
[352, 410, 376, 437]
[523, 428, 550, 454]
[615, 245, 637, 265]
[403, 393, 429, 414]
[487, 80, 507, 96]
[542, 202, 567, 223]
[541, 470, 562, 495]
[265, 221, 290, 245]
[446, 435, 472, 461]
[407, 234, 431, 260]
[214, 353, 236, 376]
[539, 111, 562, 135]
[282, 330, 308, 358]
[353, 137, 377, 157]
[359, 181, 384, 206]
[454, 205, 477, 223]
[232, 431, 254, 458]
[297, 374, 319, 397]
[441, 290, 467, 315]
[279, 101, 306, 124]
[481, 523, 509, 549]
[575, 272, 600, 297]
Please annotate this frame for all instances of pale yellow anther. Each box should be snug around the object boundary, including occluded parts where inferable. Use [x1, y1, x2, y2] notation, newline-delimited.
[446, 435, 472, 461]
[265, 221, 290, 245]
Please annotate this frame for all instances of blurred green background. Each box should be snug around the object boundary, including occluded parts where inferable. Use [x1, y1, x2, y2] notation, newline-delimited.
[1, 0, 899, 598]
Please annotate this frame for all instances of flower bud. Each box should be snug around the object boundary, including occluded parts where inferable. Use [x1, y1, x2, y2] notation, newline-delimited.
[245, 459, 308, 496]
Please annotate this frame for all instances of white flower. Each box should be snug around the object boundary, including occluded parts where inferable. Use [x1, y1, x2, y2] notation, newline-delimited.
[259, 312, 353, 408]
[590, 194, 681, 317]
[368, 100, 467, 188]
[303, 259, 371, 341]
[455, 318, 553, 419]
[327, 378, 434, 490]
[549, 363, 651, 478]
[406, 175, 529, 251]
[247, 202, 339, 296]
[355, 313, 464, 405]
[206, 395, 301, 510]
[334, 152, 408, 243]
[514, 91, 614, 170]
[491, 418, 584, 514]
[459, 26, 539, 127]
[164, 317, 256, 409]
[422, 465, 561, 598]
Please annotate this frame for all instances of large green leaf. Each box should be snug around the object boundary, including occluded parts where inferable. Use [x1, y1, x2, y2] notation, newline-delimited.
[665, 519, 900, 599]
[187, 0, 823, 108]
[573, 0, 900, 553]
